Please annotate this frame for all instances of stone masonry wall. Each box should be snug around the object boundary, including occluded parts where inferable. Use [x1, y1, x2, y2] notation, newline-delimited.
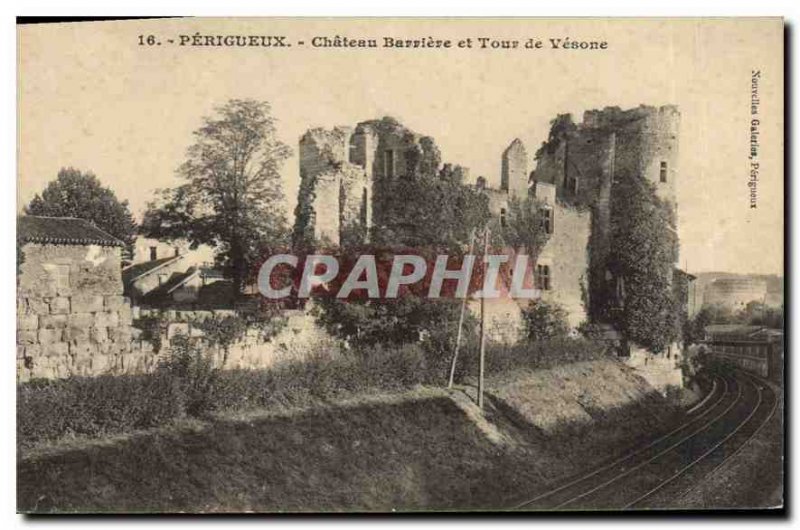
[501, 138, 529, 198]
[17, 243, 141, 381]
[537, 201, 591, 329]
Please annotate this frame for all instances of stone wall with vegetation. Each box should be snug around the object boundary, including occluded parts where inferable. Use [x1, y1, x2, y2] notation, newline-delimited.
[16, 243, 139, 381]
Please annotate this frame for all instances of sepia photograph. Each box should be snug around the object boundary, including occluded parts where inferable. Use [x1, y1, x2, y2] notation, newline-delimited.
[15, 17, 784, 514]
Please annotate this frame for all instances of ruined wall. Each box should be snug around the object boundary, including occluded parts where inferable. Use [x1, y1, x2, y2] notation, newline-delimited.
[533, 187, 591, 328]
[16, 243, 139, 381]
[585, 105, 680, 207]
[137, 307, 339, 372]
[296, 127, 370, 246]
[501, 138, 529, 198]
[531, 105, 681, 323]
[470, 298, 526, 345]
[296, 117, 443, 245]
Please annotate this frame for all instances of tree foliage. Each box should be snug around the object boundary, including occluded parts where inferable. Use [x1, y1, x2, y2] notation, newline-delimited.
[371, 170, 491, 250]
[141, 99, 292, 295]
[521, 300, 570, 341]
[607, 173, 680, 353]
[497, 195, 550, 256]
[534, 113, 577, 160]
[25, 168, 138, 256]
[685, 301, 784, 343]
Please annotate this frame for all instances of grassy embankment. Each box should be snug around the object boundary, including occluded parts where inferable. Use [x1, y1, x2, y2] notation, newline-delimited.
[18, 341, 685, 513]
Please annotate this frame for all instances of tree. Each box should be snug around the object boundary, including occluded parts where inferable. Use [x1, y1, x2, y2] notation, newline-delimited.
[607, 172, 680, 353]
[25, 168, 137, 257]
[371, 168, 491, 250]
[685, 306, 714, 345]
[521, 300, 569, 341]
[498, 195, 550, 256]
[141, 99, 292, 296]
[738, 301, 784, 329]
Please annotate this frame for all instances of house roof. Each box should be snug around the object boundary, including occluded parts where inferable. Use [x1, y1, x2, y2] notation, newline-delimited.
[18, 215, 124, 247]
[705, 324, 763, 333]
[141, 268, 198, 302]
[122, 255, 183, 285]
[705, 324, 765, 339]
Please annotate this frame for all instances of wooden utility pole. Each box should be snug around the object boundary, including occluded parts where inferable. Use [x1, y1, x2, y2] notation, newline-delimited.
[448, 229, 476, 389]
[478, 227, 490, 410]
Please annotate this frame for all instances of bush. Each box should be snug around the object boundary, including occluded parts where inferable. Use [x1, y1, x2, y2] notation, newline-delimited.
[18, 331, 606, 448]
[486, 337, 606, 375]
[17, 372, 183, 449]
[521, 300, 570, 341]
[156, 334, 221, 417]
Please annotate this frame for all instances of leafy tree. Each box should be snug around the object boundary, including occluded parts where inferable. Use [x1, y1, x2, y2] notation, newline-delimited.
[371, 170, 491, 250]
[521, 300, 570, 341]
[498, 195, 550, 256]
[534, 113, 577, 160]
[607, 172, 680, 353]
[685, 306, 714, 345]
[25, 168, 137, 257]
[738, 301, 784, 329]
[141, 99, 292, 296]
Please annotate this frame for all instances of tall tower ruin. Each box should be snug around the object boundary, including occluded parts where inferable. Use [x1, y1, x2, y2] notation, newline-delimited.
[294, 117, 442, 247]
[501, 138, 529, 198]
[530, 105, 681, 322]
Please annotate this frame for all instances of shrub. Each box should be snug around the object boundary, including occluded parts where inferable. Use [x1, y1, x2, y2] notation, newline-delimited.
[313, 295, 478, 357]
[17, 372, 183, 449]
[156, 334, 221, 417]
[521, 300, 570, 341]
[18, 331, 606, 448]
[486, 337, 606, 375]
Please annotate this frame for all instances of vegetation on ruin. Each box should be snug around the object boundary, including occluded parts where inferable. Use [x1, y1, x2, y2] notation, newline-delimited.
[521, 300, 570, 341]
[25, 167, 138, 257]
[606, 172, 680, 353]
[497, 195, 551, 256]
[141, 99, 292, 297]
[534, 113, 577, 160]
[370, 169, 491, 250]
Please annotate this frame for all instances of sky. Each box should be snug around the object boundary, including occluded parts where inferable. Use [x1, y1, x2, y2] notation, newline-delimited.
[17, 18, 783, 275]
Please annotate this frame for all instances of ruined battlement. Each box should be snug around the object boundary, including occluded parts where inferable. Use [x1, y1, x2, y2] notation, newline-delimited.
[580, 105, 680, 134]
[295, 117, 443, 246]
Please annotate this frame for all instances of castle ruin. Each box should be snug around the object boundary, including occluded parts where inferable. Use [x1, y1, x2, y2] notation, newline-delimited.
[293, 105, 682, 340]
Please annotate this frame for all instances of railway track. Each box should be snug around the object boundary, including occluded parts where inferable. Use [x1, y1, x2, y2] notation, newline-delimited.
[511, 369, 778, 511]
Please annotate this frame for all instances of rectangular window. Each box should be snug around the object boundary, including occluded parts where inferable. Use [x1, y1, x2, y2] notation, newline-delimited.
[660, 161, 668, 183]
[384, 149, 395, 178]
[500, 208, 507, 228]
[540, 207, 554, 234]
[566, 174, 579, 195]
[150, 246, 158, 261]
[536, 265, 551, 291]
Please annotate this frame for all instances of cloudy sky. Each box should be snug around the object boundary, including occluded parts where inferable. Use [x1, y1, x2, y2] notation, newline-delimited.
[18, 18, 783, 275]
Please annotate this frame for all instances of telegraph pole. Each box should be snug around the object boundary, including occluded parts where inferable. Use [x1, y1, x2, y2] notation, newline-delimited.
[478, 227, 490, 410]
[448, 229, 476, 389]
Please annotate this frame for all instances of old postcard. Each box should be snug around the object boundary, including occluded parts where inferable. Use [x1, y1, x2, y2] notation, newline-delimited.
[16, 17, 784, 513]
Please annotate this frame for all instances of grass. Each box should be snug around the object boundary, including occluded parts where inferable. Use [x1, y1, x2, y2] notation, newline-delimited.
[18, 376, 682, 513]
[19, 394, 529, 512]
[18, 337, 605, 450]
[17, 336, 688, 512]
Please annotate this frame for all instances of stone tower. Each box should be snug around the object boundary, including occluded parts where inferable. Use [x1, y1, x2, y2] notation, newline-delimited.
[501, 138, 529, 198]
[294, 117, 443, 247]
